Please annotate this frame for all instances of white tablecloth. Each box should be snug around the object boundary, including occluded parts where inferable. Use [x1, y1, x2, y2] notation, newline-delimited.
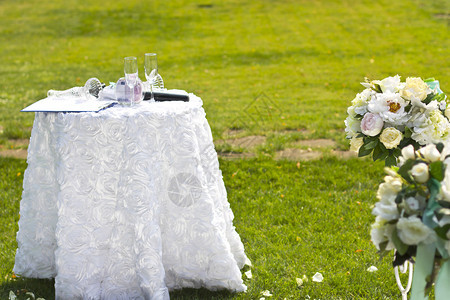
[14, 94, 249, 299]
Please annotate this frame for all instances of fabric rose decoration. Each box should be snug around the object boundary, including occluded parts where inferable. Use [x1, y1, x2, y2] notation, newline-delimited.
[360, 113, 383, 136]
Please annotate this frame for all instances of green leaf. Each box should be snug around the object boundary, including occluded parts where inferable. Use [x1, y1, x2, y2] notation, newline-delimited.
[358, 145, 373, 157]
[433, 93, 446, 102]
[404, 127, 413, 138]
[372, 83, 382, 93]
[430, 161, 445, 181]
[391, 227, 409, 255]
[423, 93, 435, 105]
[377, 241, 391, 259]
[434, 224, 450, 240]
[385, 154, 397, 167]
[398, 159, 416, 182]
[395, 192, 404, 204]
[365, 139, 378, 150]
[424, 78, 436, 82]
[437, 200, 450, 209]
[372, 144, 386, 161]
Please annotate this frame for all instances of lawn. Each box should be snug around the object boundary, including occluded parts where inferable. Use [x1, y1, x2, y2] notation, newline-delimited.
[0, 0, 449, 299]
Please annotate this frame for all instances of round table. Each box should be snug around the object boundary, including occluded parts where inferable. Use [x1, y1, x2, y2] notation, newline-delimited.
[14, 93, 249, 299]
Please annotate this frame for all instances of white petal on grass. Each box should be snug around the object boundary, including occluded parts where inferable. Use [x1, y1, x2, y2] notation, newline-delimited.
[245, 270, 252, 279]
[367, 266, 378, 272]
[296, 277, 304, 287]
[245, 257, 252, 266]
[261, 290, 273, 297]
[302, 274, 308, 282]
[312, 272, 324, 282]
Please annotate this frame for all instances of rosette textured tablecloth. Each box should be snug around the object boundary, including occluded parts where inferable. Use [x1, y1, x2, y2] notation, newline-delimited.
[14, 94, 249, 299]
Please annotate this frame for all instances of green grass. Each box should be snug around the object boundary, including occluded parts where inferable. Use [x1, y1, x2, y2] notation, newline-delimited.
[0, 0, 448, 142]
[0, 0, 449, 298]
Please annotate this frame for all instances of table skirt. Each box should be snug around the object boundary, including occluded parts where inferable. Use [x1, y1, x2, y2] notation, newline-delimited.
[14, 95, 249, 299]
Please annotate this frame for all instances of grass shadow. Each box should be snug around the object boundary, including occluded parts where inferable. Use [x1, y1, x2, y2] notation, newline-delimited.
[0, 278, 237, 300]
[169, 287, 236, 300]
[0, 277, 55, 300]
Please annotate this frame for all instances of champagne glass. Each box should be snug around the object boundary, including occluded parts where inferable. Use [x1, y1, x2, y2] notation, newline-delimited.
[144, 53, 164, 93]
[124, 56, 138, 105]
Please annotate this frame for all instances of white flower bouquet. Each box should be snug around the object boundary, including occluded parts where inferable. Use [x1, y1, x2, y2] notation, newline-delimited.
[345, 76, 448, 166]
[371, 143, 450, 294]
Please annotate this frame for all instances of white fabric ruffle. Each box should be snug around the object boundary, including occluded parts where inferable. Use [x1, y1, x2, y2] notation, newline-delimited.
[14, 94, 248, 299]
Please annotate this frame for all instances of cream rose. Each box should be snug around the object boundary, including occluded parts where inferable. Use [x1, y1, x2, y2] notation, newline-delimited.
[400, 77, 429, 107]
[401, 144, 416, 160]
[349, 137, 364, 152]
[445, 107, 450, 120]
[361, 113, 383, 136]
[379, 127, 403, 149]
[396, 216, 436, 245]
[411, 163, 429, 183]
[418, 144, 441, 162]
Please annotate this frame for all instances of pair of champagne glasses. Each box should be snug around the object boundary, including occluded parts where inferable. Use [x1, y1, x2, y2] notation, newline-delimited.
[124, 53, 164, 95]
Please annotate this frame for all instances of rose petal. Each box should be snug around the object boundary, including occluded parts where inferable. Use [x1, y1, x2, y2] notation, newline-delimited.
[245, 257, 252, 267]
[245, 270, 252, 279]
[367, 266, 378, 272]
[312, 272, 323, 282]
[261, 290, 273, 297]
[296, 277, 304, 287]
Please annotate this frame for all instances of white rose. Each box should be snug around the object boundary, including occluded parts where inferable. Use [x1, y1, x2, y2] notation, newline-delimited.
[379, 75, 401, 93]
[344, 115, 361, 139]
[372, 202, 399, 221]
[379, 127, 403, 149]
[418, 144, 441, 162]
[360, 113, 384, 136]
[411, 111, 450, 145]
[396, 216, 436, 245]
[441, 169, 450, 202]
[405, 197, 420, 211]
[445, 107, 450, 119]
[400, 77, 430, 107]
[371, 216, 395, 250]
[350, 137, 364, 152]
[411, 163, 429, 183]
[384, 175, 403, 192]
[401, 144, 416, 160]
[373, 176, 402, 221]
[347, 105, 357, 117]
[377, 178, 401, 202]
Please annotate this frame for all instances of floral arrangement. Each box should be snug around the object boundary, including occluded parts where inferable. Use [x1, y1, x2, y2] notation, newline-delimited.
[345, 76, 448, 166]
[371, 143, 450, 292]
